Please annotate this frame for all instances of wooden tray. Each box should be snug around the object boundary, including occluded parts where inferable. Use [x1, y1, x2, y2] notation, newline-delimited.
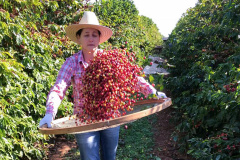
[39, 98, 172, 135]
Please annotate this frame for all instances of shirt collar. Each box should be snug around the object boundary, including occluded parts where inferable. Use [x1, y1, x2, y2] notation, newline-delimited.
[78, 50, 88, 68]
[78, 49, 103, 68]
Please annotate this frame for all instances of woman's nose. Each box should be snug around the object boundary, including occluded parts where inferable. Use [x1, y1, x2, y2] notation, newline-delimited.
[89, 36, 94, 42]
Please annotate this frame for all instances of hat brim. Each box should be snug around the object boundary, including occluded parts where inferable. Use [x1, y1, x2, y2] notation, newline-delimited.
[65, 24, 113, 44]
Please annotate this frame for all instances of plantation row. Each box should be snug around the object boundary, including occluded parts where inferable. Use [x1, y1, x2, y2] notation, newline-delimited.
[0, 0, 163, 159]
[163, 0, 240, 159]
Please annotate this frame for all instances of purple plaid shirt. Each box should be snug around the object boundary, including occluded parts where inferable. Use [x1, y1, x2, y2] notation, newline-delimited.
[46, 50, 157, 118]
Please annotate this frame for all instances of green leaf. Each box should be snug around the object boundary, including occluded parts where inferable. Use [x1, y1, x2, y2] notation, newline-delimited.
[149, 75, 154, 83]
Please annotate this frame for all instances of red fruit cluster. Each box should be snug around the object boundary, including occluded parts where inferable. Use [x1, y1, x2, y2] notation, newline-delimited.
[79, 49, 143, 123]
[191, 121, 202, 129]
[217, 132, 228, 140]
[224, 82, 238, 92]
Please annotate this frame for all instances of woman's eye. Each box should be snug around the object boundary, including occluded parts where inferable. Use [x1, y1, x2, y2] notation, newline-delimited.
[84, 34, 89, 37]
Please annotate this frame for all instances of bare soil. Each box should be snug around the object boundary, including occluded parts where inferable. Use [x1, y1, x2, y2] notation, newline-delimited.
[47, 135, 78, 160]
[151, 107, 194, 160]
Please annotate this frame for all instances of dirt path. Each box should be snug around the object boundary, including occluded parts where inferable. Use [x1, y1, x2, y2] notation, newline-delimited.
[47, 135, 78, 160]
[151, 107, 194, 160]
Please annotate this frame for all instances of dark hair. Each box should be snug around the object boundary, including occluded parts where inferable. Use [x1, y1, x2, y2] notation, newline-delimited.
[76, 29, 101, 37]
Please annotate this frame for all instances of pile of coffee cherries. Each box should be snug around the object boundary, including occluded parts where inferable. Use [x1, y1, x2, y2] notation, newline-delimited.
[79, 49, 143, 123]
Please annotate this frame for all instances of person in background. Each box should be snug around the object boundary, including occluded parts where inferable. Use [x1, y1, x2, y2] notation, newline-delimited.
[39, 11, 167, 160]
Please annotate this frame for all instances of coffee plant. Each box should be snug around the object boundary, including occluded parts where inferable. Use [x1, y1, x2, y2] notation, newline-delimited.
[0, 0, 163, 159]
[162, 0, 240, 159]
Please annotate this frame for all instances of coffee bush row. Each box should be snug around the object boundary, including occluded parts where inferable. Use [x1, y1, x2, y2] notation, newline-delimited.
[163, 0, 240, 159]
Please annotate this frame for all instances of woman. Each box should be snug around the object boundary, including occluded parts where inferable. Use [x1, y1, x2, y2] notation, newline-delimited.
[39, 11, 166, 160]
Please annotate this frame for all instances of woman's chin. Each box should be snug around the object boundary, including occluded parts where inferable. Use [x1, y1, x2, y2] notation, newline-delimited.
[88, 46, 97, 50]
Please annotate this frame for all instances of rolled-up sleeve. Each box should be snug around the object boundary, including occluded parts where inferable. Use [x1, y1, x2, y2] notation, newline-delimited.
[46, 57, 74, 118]
[136, 76, 157, 96]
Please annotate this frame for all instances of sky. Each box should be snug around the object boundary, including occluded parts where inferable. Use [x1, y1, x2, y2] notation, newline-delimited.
[132, 0, 199, 37]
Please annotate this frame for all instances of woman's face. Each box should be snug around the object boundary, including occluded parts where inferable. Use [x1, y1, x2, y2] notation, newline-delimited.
[77, 28, 100, 53]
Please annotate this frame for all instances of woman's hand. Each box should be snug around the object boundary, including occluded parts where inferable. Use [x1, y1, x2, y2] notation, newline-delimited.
[156, 91, 167, 99]
[39, 114, 53, 128]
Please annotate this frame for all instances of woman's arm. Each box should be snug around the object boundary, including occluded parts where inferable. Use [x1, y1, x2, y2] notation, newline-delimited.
[136, 76, 167, 98]
[45, 57, 75, 118]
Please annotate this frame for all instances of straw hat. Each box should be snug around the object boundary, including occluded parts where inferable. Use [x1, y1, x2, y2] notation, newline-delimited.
[65, 11, 113, 44]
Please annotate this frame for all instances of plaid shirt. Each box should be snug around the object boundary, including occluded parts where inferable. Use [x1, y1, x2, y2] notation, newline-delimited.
[46, 50, 157, 117]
